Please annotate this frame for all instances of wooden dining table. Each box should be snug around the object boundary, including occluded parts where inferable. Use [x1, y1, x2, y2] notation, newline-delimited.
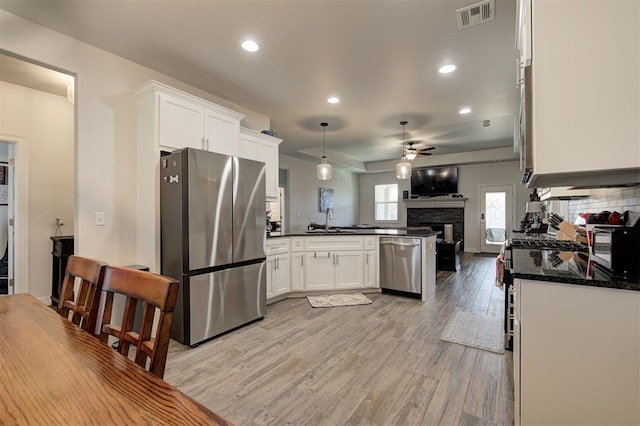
[0, 293, 232, 425]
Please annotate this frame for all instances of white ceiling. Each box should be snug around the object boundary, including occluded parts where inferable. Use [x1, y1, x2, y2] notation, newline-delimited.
[0, 0, 520, 168]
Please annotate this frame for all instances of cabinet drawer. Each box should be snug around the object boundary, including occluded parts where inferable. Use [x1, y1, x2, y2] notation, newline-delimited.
[265, 238, 290, 255]
[364, 236, 377, 250]
[305, 236, 363, 251]
[290, 237, 304, 252]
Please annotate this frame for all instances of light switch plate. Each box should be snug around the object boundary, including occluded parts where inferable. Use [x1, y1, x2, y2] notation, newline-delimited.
[95, 212, 105, 226]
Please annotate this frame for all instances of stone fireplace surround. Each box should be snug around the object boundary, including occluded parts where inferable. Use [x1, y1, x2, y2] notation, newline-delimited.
[407, 205, 465, 251]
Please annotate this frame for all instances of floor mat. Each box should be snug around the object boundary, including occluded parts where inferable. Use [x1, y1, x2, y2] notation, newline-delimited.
[440, 310, 504, 354]
[307, 293, 372, 308]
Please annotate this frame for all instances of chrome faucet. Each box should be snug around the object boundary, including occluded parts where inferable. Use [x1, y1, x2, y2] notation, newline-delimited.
[325, 208, 333, 231]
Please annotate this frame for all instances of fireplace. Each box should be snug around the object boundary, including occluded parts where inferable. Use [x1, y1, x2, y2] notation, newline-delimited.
[407, 207, 464, 250]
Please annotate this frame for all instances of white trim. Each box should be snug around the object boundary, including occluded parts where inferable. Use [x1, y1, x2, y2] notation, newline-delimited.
[0, 133, 29, 295]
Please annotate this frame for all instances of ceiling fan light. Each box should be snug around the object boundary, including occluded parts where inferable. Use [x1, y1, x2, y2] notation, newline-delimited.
[405, 150, 417, 161]
[317, 157, 332, 180]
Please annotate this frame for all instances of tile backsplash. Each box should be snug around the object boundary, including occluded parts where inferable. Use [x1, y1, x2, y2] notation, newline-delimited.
[568, 185, 640, 222]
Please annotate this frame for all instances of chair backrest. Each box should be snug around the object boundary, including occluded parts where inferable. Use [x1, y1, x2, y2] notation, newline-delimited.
[98, 266, 180, 379]
[57, 255, 108, 335]
[486, 228, 507, 243]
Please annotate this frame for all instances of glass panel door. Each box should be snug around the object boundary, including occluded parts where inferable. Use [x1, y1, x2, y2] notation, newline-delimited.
[481, 185, 513, 253]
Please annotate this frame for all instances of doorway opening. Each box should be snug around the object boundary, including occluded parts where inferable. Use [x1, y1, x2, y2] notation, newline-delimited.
[480, 184, 514, 253]
[0, 142, 14, 295]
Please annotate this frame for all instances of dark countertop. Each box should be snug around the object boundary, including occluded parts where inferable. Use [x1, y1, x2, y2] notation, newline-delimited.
[268, 228, 441, 238]
[512, 248, 640, 291]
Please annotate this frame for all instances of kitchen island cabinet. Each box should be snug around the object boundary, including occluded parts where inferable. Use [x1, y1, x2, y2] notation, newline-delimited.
[304, 236, 364, 291]
[266, 238, 290, 301]
[265, 232, 436, 303]
[514, 278, 640, 425]
[520, 0, 640, 187]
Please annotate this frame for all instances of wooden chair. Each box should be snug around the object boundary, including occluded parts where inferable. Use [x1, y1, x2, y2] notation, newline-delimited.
[57, 255, 108, 335]
[98, 266, 179, 379]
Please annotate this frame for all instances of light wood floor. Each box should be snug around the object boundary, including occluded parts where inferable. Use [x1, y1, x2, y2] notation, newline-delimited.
[164, 253, 514, 426]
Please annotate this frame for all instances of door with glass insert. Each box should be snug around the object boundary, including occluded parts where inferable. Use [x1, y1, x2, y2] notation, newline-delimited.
[480, 185, 514, 253]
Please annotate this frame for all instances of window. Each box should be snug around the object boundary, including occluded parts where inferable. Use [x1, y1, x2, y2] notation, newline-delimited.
[375, 184, 398, 221]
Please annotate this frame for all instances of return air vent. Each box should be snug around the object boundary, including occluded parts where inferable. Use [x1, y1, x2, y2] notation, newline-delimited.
[457, 0, 495, 29]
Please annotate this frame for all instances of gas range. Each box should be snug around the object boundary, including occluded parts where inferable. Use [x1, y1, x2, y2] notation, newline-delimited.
[501, 235, 588, 352]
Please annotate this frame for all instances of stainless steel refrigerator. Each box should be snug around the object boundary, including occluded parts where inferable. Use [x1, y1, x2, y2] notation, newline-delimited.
[160, 148, 267, 347]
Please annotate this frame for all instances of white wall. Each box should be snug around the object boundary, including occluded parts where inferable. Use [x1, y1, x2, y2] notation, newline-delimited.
[279, 155, 358, 233]
[0, 81, 74, 299]
[359, 161, 530, 252]
[0, 10, 270, 297]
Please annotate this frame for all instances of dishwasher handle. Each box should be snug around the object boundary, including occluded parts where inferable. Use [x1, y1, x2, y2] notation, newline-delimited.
[380, 241, 420, 247]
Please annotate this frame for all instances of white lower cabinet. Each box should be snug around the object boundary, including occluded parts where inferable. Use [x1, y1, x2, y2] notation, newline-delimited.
[363, 251, 376, 288]
[334, 251, 363, 289]
[266, 238, 290, 300]
[515, 278, 640, 426]
[265, 235, 380, 298]
[266, 254, 289, 299]
[363, 236, 378, 288]
[305, 252, 335, 290]
[305, 251, 362, 290]
[290, 252, 305, 291]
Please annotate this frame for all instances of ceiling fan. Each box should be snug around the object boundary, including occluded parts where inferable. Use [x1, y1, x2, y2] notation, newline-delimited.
[405, 142, 435, 160]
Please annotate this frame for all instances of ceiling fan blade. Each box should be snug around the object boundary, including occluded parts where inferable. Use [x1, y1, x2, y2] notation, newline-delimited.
[418, 146, 436, 152]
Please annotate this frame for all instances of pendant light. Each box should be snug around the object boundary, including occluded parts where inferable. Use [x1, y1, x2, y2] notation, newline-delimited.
[317, 122, 332, 180]
[395, 120, 412, 180]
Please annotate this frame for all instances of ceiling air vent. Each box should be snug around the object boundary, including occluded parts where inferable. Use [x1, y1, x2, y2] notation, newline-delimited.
[457, 0, 495, 30]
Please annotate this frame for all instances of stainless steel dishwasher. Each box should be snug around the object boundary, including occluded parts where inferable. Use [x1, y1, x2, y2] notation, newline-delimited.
[379, 237, 422, 296]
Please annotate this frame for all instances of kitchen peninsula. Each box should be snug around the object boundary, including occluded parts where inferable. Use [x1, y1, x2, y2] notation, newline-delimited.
[265, 228, 439, 303]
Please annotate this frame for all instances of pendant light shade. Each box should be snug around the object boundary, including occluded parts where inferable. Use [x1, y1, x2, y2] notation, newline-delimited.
[317, 122, 332, 180]
[396, 121, 412, 180]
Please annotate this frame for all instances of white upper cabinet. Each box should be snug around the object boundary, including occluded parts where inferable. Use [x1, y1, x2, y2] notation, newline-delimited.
[515, 0, 532, 67]
[522, 0, 640, 187]
[158, 93, 204, 150]
[204, 109, 241, 156]
[139, 81, 245, 154]
[240, 128, 282, 200]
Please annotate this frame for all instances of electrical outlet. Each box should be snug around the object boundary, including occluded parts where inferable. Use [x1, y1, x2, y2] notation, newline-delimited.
[55, 218, 64, 226]
[95, 212, 105, 226]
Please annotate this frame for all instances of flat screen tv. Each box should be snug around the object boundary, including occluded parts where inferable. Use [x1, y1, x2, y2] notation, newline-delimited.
[411, 166, 458, 197]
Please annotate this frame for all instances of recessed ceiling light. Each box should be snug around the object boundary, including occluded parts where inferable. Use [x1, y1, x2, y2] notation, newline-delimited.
[241, 40, 259, 52]
[327, 96, 340, 104]
[439, 64, 457, 74]
[459, 107, 471, 114]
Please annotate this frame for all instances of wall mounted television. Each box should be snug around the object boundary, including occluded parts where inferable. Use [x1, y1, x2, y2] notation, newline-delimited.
[411, 166, 458, 197]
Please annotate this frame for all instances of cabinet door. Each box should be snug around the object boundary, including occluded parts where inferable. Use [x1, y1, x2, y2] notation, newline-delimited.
[272, 255, 290, 296]
[291, 252, 305, 291]
[265, 256, 275, 299]
[305, 252, 334, 290]
[159, 93, 204, 150]
[363, 251, 377, 288]
[260, 140, 279, 199]
[204, 109, 240, 156]
[334, 251, 363, 289]
[238, 134, 259, 161]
